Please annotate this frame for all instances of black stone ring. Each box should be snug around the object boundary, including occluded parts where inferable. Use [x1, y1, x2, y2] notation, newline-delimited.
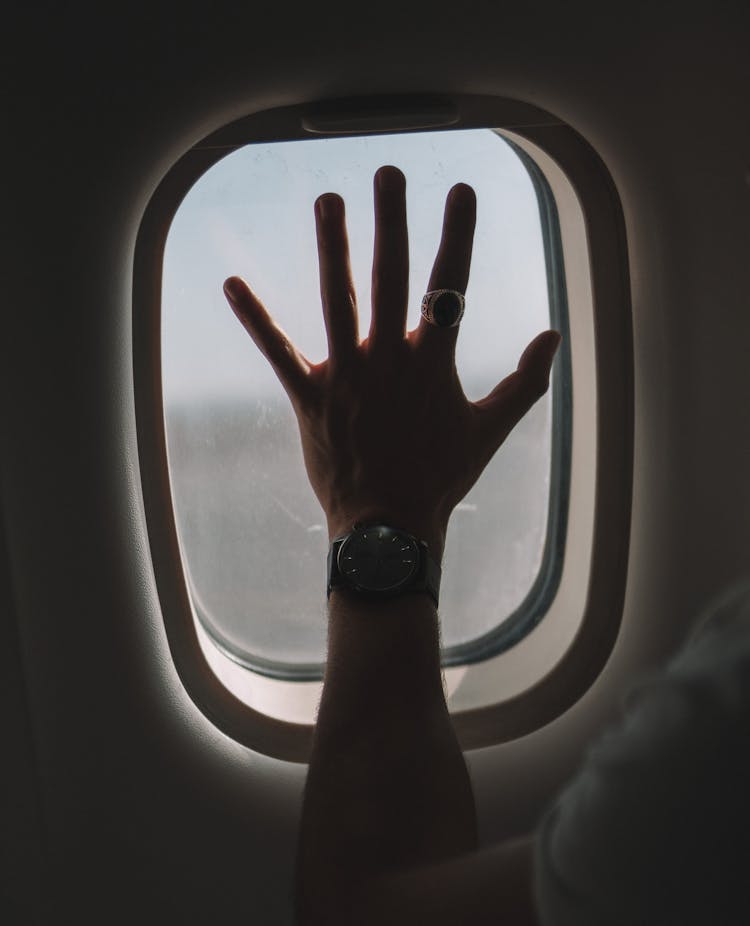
[420, 289, 466, 328]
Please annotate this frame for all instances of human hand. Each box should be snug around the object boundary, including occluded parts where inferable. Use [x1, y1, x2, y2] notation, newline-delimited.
[223, 165, 560, 560]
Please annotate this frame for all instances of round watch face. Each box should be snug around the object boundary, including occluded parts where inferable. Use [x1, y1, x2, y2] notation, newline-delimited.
[337, 526, 420, 593]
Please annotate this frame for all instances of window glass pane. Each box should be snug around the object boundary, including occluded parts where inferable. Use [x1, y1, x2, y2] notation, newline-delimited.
[162, 129, 553, 670]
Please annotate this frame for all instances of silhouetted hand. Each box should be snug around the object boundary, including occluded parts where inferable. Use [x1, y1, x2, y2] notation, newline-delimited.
[223, 165, 560, 558]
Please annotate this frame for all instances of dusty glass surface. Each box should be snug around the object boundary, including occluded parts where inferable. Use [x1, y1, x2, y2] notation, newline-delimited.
[162, 129, 552, 668]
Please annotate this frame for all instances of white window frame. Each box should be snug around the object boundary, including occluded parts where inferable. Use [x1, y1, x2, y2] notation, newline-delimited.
[133, 95, 633, 760]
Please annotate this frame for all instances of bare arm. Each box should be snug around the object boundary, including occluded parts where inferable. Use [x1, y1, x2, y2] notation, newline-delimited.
[296, 590, 478, 922]
[296, 592, 540, 925]
[224, 165, 559, 925]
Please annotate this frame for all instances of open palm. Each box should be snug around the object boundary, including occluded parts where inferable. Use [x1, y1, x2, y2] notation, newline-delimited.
[223, 165, 560, 557]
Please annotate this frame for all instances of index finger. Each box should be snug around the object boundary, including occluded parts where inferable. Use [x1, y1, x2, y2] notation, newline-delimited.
[223, 276, 311, 403]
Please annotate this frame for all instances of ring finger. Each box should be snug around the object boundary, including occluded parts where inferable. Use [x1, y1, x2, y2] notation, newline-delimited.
[413, 182, 476, 353]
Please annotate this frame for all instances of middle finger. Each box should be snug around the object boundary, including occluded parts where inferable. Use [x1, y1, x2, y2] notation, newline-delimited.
[369, 165, 409, 352]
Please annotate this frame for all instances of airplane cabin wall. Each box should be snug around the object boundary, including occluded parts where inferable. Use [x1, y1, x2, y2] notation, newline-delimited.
[2, 5, 748, 922]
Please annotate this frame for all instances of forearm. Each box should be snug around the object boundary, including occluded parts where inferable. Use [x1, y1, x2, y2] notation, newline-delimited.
[295, 589, 478, 924]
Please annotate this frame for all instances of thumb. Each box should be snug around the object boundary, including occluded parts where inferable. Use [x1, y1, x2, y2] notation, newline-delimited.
[517, 329, 562, 393]
[475, 330, 561, 450]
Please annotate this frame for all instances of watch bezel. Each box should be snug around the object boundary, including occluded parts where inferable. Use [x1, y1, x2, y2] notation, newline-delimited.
[336, 525, 421, 595]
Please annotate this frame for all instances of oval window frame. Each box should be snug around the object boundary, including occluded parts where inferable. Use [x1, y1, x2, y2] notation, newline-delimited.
[134, 95, 633, 761]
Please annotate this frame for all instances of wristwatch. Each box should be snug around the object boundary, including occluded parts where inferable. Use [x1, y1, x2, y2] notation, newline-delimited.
[327, 522, 441, 607]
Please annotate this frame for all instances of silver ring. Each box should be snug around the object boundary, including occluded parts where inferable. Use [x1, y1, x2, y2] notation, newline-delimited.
[420, 289, 466, 328]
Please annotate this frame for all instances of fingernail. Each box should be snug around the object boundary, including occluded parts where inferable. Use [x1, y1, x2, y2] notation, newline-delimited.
[316, 193, 341, 220]
[315, 195, 329, 219]
[223, 277, 242, 306]
[377, 166, 404, 193]
[449, 183, 476, 209]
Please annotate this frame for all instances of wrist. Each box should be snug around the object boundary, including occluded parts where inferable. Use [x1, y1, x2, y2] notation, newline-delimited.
[328, 585, 439, 616]
[325, 591, 444, 702]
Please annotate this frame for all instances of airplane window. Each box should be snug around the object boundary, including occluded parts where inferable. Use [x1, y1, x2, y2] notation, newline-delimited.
[161, 128, 569, 680]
